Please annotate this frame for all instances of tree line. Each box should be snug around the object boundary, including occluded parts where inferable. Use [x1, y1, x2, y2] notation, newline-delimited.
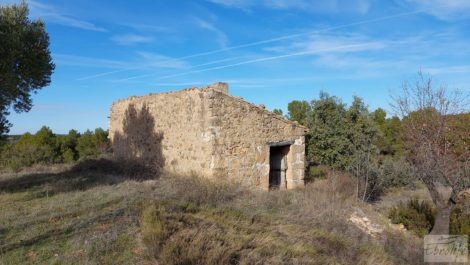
[275, 79, 469, 204]
[275, 73, 469, 236]
[278, 92, 411, 200]
[0, 127, 109, 171]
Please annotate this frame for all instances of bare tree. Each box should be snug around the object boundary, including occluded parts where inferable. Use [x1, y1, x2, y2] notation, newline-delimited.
[392, 72, 469, 235]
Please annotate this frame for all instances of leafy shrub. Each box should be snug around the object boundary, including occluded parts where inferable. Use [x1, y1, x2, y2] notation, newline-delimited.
[1, 127, 109, 171]
[450, 205, 470, 248]
[388, 198, 435, 237]
[60, 129, 80, 161]
[76, 128, 109, 158]
[61, 148, 76, 163]
[305, 165, 329, 183]
[0, 128, 60, 170]
[379, 157, 415, 189]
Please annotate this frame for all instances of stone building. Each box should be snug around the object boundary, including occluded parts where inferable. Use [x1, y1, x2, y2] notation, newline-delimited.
[109, 82, 307, 190]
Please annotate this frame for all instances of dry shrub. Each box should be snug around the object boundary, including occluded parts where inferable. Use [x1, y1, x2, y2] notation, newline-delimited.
[383, 229, 424, 265]
[203, 172, 357, 232]
[240, 171, 357, 225]
[140, 172, 409, 265]
[139, 200, 391, 265]
[154, 173, 246, 207]
[140, 201, 248, 264]
[299, 171, 357, 216]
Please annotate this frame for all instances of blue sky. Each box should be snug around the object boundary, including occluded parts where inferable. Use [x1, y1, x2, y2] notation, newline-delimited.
[2, 0, 470, 134]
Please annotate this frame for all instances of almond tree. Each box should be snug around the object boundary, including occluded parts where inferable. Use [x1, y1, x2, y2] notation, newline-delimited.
[393, 72, 469, 234]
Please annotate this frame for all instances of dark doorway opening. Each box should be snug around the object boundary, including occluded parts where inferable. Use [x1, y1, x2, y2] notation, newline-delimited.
[269, 145, 290, 190]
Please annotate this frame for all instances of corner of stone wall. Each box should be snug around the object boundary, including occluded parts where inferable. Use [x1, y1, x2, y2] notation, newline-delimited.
[203, 89, 224, 179]
[207, 82, 229, 95]
[288, 136, 306, 189]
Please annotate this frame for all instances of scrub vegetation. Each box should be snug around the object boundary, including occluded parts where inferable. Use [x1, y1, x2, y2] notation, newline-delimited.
[1, 160, 425, 265]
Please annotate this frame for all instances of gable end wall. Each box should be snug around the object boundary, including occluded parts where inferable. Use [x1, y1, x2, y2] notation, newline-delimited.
[209, 91, 306, 189]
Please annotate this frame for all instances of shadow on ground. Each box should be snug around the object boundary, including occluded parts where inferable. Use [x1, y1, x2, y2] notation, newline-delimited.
[0, 103, 166, 196]
[0, 158, 158, 195]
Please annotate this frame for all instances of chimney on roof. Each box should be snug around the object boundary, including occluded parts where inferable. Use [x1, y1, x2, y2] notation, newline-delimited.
[207, 82, 229, 95]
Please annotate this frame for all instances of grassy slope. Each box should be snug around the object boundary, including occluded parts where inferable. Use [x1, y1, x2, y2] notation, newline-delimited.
[0, 160, 424, 265]
[1, 183, 145, 264]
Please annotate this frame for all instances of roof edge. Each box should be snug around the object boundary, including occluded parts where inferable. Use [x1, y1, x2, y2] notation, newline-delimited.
[111, 82, 309, 133]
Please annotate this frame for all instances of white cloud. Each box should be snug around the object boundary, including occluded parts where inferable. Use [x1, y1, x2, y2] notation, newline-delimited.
[207, 0, 371, 14]
[405, 0, 470, 20]
[28, 0, 106, 32]
[194, 18, 229, 48]
[111, 34, 154, 45]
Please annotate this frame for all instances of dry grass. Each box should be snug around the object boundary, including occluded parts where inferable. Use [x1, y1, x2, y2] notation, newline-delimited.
[0, 159, 156, 265]
[0, 160, 426, 264]
[373, 183, 432, 214]
[142, 171, 425, 265]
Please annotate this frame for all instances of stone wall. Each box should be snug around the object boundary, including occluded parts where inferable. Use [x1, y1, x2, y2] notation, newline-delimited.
[109, 83, 307, 190]
[109, 88, 215, 177]
[209, 89, 306, 190]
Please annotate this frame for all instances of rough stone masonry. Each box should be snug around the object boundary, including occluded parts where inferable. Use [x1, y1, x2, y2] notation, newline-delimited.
[109, 82, 307, 190]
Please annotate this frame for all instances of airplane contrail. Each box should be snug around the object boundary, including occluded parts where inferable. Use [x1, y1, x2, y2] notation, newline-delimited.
[154, 43, 376, 80]
[77, 68, 138, 81]
[113, 55, 251, 82]
[78, 10, 422, 81]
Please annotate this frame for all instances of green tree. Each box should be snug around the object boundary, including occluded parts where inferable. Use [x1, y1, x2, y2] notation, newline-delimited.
[0, 2, 54, 136]
[1, 126, 59, 170]
[59, 129, 80, 161]
[272, 108, 283, 116]
[306, 92, 350, 169]
[287, 100, 311, 126]
[76, 130, 97, 158]
[372, 108, 386, 126]
[346, 97, 380, 201]
[384, 116, 403, 155]
[0, 127, 110, 170]
[2, 132, 37, 169]
[76, 128, 109, 158]
[61, 148, 75, 163]
[93, 128, 109, 154]
[372, 108, 403, 156]
[62, 129, 80, 149]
